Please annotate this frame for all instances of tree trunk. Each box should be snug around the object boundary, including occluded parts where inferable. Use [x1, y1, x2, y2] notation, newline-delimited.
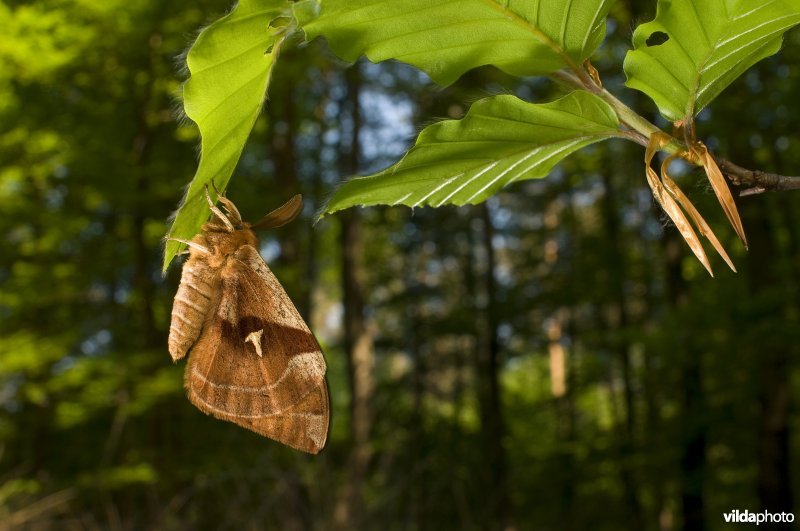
[302, 66, 333, 325]
[130, 38, 159, 349]
[744, 199, 794, 516]
[478, 201, 511, 530]
[662, 232, 705, 531]
[334, 63, 375, 531]
[406, 241, 427, 530]
[600, 171, 645, 530]
[267, 54, 306, 317]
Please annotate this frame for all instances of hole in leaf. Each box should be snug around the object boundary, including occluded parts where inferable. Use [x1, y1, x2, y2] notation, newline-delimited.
[264, 44, 274, 55]
[268, 17, 292, 29]
[646, 31, 669, 46]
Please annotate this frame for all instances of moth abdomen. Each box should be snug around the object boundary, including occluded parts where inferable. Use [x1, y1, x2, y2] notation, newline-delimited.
[169, 258, 219, 362]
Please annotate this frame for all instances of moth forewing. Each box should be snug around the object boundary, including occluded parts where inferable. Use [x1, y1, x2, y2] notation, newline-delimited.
[169, 192, 329, 454]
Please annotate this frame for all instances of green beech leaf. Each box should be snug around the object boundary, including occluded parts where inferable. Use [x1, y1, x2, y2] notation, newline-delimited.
[322, 92, 622, 216]
[163, 0, 290, 271]
[624, 0, 800, 122]
[294, 0, 613, 86]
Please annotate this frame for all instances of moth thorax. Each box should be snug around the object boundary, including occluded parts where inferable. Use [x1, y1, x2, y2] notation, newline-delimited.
[208, 228, 258, 257]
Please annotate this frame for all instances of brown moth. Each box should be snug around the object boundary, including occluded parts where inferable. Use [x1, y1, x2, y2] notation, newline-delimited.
[168, 188, 329, 454]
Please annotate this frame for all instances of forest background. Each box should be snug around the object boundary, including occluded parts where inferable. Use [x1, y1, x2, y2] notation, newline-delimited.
[1, 0, 800, 529]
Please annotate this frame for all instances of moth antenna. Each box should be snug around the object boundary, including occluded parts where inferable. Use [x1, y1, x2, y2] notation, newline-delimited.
[209, 182, 243, 226]
[252, 194, 303, 230]
[216, 195, 243, 226]
[168, 237, 211, 254]
[209, 181, 243, 224]
[205, 186, 235, 232]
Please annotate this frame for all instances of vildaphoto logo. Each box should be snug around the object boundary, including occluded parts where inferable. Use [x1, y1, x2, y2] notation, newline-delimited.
[723, 509, 795, 525]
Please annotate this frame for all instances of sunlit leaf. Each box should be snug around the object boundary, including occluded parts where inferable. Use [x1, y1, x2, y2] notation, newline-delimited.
[163, 0, 290, 271]
[322, 92, 622, 215]
[624, 0, 800, 121]
[295, 0, 614, 86]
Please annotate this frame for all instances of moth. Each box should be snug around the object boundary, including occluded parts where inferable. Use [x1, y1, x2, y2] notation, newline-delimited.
[168, 188, 329, 454]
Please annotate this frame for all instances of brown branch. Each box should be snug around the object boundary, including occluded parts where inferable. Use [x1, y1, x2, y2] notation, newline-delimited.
[717, 159, 800, 197]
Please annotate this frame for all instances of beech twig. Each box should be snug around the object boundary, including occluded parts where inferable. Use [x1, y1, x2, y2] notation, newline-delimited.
[717, 159, 800, 197]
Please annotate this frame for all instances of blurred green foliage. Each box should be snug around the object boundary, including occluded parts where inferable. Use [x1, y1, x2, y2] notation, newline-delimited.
[1, 0, 799, 530]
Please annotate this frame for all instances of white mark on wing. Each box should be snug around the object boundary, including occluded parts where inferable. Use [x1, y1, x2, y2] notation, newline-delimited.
[245, 329, 264, 357]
